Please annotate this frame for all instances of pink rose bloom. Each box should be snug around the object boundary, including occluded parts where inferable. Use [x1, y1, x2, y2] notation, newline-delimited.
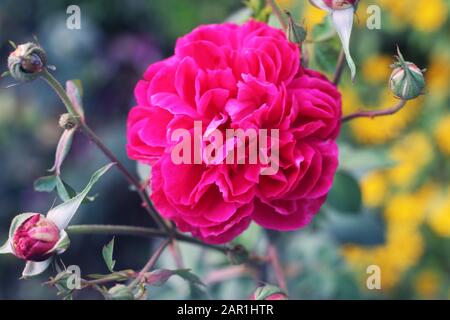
[127, 20, 341, 244]
[12, 214, 60, 262]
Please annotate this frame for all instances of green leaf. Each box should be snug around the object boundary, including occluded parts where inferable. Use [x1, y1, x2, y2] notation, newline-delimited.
[143, 268, 204, 287]
[55, 176, 76, 202]
[313, 41, 340, 74]
[311, 18, 340, 74]
[174, 269, 205, 287]
[339, 145, 396, 176]
[312, 15, 335, 43]
[324, 209, 386, 246]
[34, 175, 57, 193]
[56, 176, 98, 203]
[46, 163, 115, 230]
[102, 237, 116, 273]
[327, 170, 362, 213]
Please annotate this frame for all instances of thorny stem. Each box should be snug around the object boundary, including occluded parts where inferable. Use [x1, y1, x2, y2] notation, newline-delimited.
[267, 0, 287, 30]
[66, 224, 229, 254]
[128, 238, 171, 288]
[341, 99, 408, 123]
[333, 49, 346, 85]
[40, 69, 170, 234]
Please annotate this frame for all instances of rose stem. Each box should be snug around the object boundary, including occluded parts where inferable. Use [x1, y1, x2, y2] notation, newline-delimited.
[267, 0, 288, 30]
[66, 224, 229, 254]
[128, 238, 171, 288]
[341, 99, 408, 123]
[333, 49, 346, 85]
[267, 243, 288, 291]
[40, 69, 170, 234]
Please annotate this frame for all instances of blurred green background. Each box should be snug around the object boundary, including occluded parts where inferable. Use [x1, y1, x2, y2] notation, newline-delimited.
[0, 0, 449, 299]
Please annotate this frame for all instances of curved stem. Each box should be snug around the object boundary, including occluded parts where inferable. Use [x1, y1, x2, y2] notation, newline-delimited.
[267, 0, 287, 30]
[341, 99, 407, 123]
[40, 69, 170, 233]
[333, 49, 346, 85]
[67, 224, 228, 254]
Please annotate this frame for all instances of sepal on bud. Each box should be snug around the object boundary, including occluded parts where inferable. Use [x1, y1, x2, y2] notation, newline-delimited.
[389, 48, 425, 100]
[0, 164, 114, 277]
[107, 284, 135, 300]
[7, 42, 47, 82]
[322, 0, 359, 10]
[285, 11, 307, 45]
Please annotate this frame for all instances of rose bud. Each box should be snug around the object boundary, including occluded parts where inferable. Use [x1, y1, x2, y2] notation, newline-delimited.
[7, 42, 47, 82]
[107, 284, 135, 300]
[12, 214, 60, 262]
[252, 285, 288, 300]
[322, 0, 359, 10]
[389, 48, 425, 100]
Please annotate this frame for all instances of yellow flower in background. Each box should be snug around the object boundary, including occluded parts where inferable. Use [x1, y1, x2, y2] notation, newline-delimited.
[384, 193, 426, 227]
[387, 131, 433, 188]
[414, 271, 441, 299]
[409, 0, 448, 33]
[362, 55, 392, 84]
[383, 227, 424, 278]
[303, 3, 327, 31]
[343, 181, 436, 290]
[342, 225, 424, 290]
[376, 0, 448, 32]
[427, 55, 450, 100]
[361, 171, 388, 208]
[376, 0, 412, 19]
[434, 114, 450, 156]
[427, 190, 450, 237]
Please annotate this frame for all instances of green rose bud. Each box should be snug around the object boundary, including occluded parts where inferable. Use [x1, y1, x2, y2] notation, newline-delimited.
[389, 48, 425, 100]
[107, 284, 135, 300]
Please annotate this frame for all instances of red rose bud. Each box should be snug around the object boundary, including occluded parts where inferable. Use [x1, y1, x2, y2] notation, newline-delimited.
[252, 285, 288, 300]
[12, 214, 60, 262]
[389, 49, 425, 100]
[323, 0, 359, 10]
